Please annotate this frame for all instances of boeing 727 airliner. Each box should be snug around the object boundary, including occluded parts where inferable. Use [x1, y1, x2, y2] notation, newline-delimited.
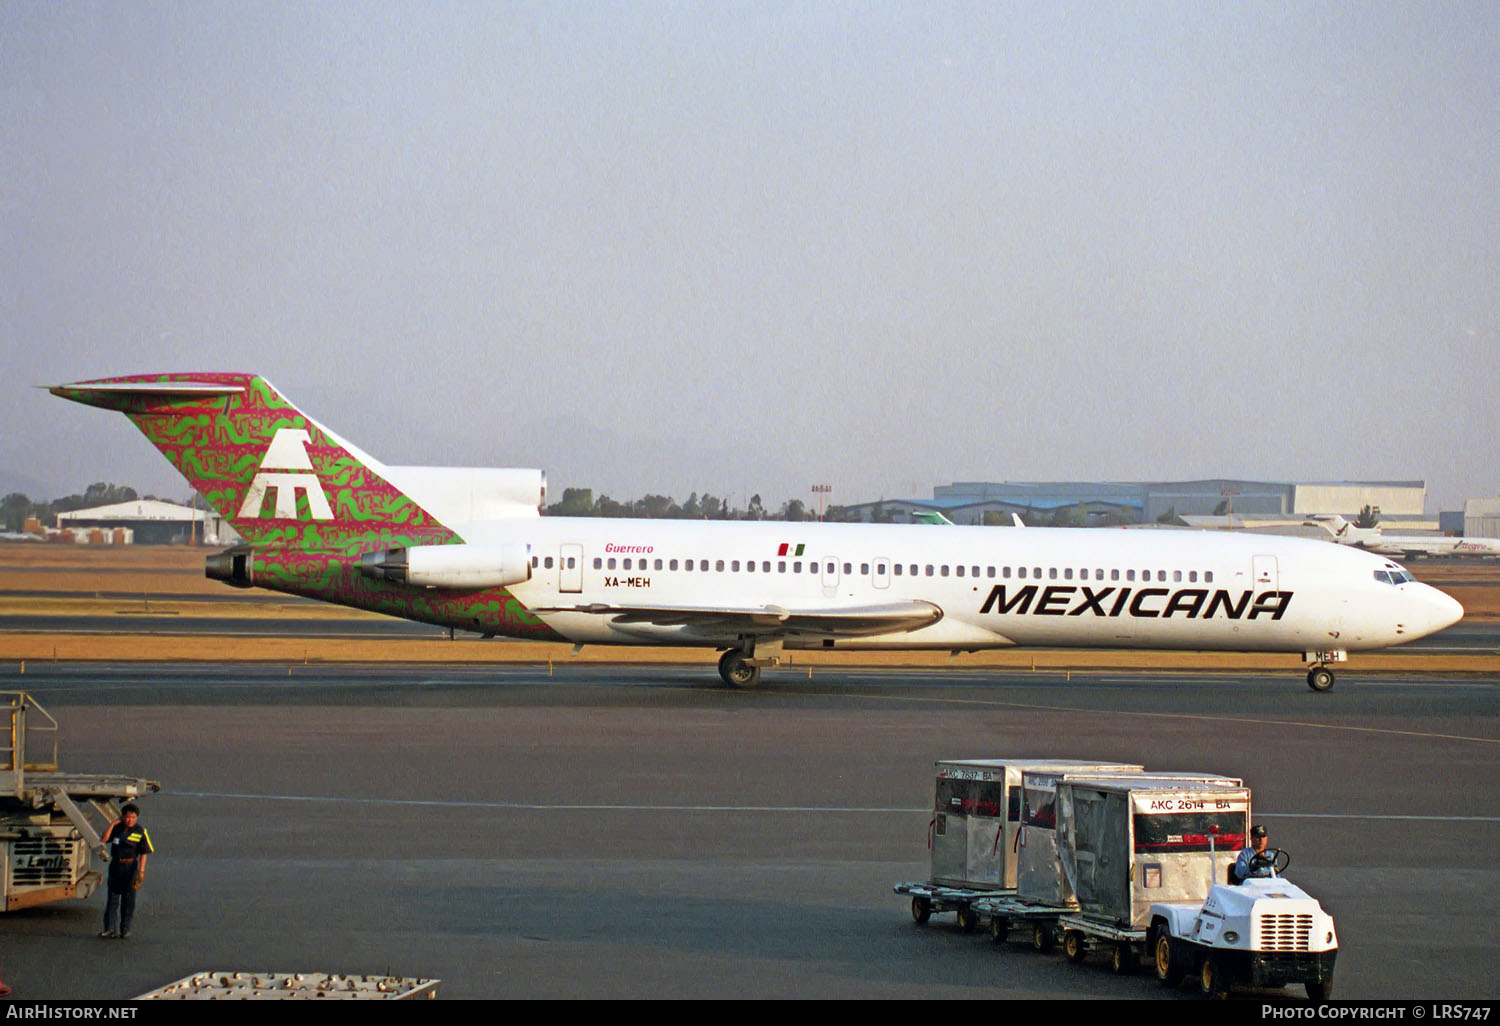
[51, 374, 1464, 691]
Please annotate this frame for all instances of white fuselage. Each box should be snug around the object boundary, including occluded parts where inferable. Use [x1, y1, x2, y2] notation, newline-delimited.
[451, 518, 1463, 652]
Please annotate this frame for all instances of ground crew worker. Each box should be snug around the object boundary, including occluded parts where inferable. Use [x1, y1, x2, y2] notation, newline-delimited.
[99, 803, 152, 939]
[1232, 823, 1271, 883]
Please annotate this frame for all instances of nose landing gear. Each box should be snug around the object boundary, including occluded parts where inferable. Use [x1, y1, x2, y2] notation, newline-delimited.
[1306, 667, 1335, 692]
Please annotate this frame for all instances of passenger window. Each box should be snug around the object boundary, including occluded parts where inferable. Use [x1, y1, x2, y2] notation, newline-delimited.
[532, 556, 539, 568]
[1049, 568, 1058, 580]
[593, 558, 602, 570]
[1173, 571, 1182, 582]
[894, 564, 903, 576]
[1206, 571, 1213, 583]
[843, 562, 852, 576]
[544, 556, 554, 569]
[1003, 566, 1011, 579]
[670, 559, 679, 571]
[763, 561, 771, 573]
[1111, 569, 1119, 581]
[987, 567, 995, 578]
[925, 565, 935, 577]
[732, 560, 741, 572]
[1063, 568, 1072, 580]
[746, 561, 755, 573]
[1188, 571, 1196, 582]
[623, 558, 632, 570]
[1158, 571, 1167, 582]
[778, 561, 786, 573]
[654, 559, 663, 571]
[1018, 567, 1027, 579]
[940, 565, 949, 577]
[861, 563, 870, 575]
[608, 558, 617, 570]
[793, 561, 802, 572]
[956, 565, 965, 577]
[1126, 570, 1135, 582]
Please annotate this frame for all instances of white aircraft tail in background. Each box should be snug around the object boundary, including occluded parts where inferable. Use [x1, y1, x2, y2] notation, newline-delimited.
[1306, 515, 1500, 559]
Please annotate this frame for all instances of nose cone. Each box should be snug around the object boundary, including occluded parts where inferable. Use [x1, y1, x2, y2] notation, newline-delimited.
[1415, 584, 1464, 639]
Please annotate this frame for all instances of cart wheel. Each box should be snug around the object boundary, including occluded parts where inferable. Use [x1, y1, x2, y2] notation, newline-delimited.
[956, 905, 978, 933]
[1153, 929, 1184, 987]
[911, 896, 932, 926]
[1063, 930, 1087, 964]
[989, 917, 1009, 944]
[1031, 924, 1054, 954]
[1110, 940, 1135, 975]
[1198, 956, 1228, 999]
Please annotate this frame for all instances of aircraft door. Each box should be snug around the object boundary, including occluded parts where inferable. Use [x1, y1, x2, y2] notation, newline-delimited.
[560, 543, 583, 593]
[821, 556, 840, 596]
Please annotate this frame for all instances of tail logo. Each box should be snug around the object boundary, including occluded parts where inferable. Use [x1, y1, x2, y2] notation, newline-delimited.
[237, 428, 335, 520]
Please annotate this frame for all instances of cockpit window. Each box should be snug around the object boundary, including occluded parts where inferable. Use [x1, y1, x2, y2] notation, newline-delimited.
[1374, 569, 1414, 586]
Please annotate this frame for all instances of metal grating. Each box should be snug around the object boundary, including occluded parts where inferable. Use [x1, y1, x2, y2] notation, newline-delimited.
[9, 837, 79, 887]
[1257, 912, 1313, 951]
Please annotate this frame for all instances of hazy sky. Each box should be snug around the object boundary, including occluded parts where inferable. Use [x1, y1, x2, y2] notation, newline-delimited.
[4, 2, 1497, 512]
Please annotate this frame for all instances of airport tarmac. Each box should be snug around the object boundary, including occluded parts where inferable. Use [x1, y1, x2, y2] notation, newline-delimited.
[1, 663, 1496, 1001]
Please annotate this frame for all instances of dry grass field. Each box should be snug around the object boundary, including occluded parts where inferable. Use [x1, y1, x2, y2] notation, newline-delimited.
[1, 539, 1496, 671]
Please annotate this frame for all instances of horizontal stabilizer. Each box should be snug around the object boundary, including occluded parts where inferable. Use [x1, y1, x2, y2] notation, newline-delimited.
[49, 379, 247, 410]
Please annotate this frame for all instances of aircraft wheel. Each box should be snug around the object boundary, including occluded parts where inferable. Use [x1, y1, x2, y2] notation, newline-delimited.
[1307, 667, 1335, 692]
[911, 896, 932, 925]
[718, 650, 761, 689]
[1063, 930, 1087, 964]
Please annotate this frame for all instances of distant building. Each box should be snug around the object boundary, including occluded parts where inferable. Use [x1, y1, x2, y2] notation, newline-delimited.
[54, 500, 239, 545]
[843, 480, 1431, 528]
[1465, 498, 1500, 540]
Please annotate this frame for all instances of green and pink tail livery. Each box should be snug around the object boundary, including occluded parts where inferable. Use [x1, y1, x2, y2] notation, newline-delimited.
[50, 373, 456, 553]
[50, 373, 558, 639]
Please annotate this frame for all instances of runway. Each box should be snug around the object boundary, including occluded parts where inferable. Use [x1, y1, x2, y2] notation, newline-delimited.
[2, 663, 1497, 1000]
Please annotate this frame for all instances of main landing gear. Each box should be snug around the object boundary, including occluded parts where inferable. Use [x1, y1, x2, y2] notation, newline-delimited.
[717, 638, 782, 689]
[718, 649, 761, 689]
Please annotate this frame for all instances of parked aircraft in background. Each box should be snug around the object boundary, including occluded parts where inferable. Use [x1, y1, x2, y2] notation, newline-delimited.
[1306, 515, 1500, 560]
[52, 373, 1464, 692]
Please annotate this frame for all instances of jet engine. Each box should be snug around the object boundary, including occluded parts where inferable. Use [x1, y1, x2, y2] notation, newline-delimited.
[358, 543, 532, 589]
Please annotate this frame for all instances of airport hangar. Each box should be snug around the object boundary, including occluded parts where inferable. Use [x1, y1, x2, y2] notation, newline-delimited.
[51, 499, 240, 546]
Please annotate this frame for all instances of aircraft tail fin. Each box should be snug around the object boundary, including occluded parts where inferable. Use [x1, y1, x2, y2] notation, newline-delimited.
[50, 373, 458, 552]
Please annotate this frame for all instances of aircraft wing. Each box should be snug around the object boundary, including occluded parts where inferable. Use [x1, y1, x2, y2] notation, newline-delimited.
[533, 599, 943, 639]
